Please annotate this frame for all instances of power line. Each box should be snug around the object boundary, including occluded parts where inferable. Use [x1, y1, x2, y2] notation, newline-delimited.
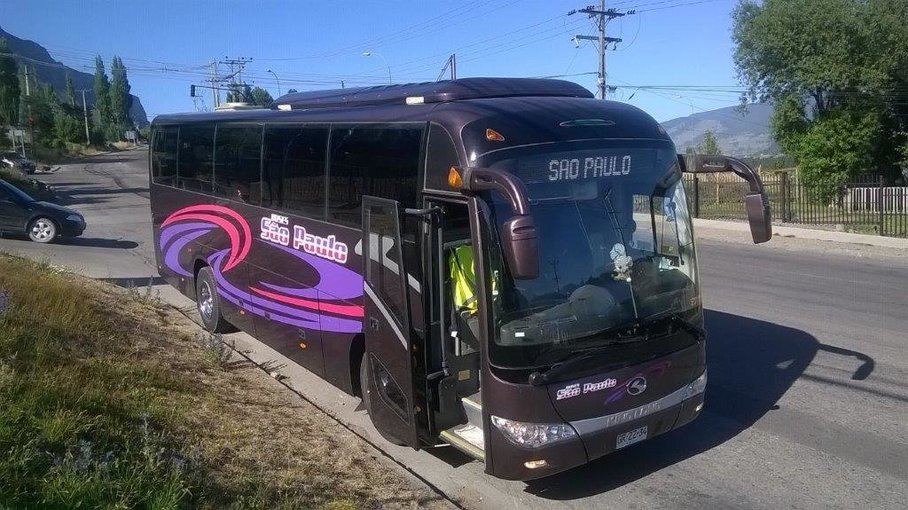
[390, 16, 588, 77]
[636, 0, 726, 13]
[256, 0, 490, 60]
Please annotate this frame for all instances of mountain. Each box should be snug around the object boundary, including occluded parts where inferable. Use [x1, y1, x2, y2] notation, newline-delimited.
[0, 26, 148, 127]
[661, 102, 778, 157]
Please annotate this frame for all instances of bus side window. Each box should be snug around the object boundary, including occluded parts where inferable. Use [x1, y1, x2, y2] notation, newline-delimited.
[177, 124, 215, 193]
[213, 125, 263, 204]
[262, 125, 328, 218]
[151, 126, 178, 186]
[328, 124, 422, 227]
[424, 123, 459, 192]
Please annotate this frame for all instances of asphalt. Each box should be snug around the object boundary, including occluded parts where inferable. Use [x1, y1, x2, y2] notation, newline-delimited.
[1, 148, 906, 509]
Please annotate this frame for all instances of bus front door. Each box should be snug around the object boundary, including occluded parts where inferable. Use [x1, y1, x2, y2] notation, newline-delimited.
[361, 196, 419, 447]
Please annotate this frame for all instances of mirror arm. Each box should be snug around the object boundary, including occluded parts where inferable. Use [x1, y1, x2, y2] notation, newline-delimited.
[457, 166, 540, 279]
[461, 167, 531, 217]
[687, 154, 764, 194]
[679, 153, 773, 244]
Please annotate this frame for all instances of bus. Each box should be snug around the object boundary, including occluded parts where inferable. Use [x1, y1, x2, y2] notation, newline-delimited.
[149, 78, 771, 481]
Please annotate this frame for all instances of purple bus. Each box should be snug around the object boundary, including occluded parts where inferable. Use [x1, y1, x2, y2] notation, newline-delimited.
[150, 78, 771, 480]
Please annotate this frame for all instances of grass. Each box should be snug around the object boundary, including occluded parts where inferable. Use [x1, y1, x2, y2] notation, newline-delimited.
[0, 255, 446, 509]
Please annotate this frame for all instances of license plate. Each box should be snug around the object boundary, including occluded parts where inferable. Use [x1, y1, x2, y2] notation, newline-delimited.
[616, 425, 648, 449]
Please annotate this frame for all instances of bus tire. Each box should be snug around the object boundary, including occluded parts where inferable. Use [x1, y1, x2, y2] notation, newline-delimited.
[359, 356, 372, 410]
[195, 266, 232, 334]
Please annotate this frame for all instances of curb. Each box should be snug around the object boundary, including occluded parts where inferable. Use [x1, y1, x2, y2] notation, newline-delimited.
[693, 218, 908, 249]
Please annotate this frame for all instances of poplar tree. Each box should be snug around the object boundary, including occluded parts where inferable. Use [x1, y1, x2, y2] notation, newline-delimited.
[109, 56, 132, 136]
[64, 74, 76, 106]
[0, 38, 20, 128]
[93, 56, 112, 135]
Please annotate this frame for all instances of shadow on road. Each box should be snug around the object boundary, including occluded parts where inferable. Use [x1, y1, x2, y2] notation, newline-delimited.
[99, 276, 167, 289]
[60, 237, 140, 249]
[63, 186, 150, 196]
[0, 235, 138, 249]
[515, 309, 875, 500]
[59, 153, 140, 165]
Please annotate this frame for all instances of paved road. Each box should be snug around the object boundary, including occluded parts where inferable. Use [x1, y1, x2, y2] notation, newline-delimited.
[2, 149, 906, 509]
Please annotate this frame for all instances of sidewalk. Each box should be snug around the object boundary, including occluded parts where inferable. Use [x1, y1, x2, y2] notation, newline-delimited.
[694, 218, 908, 250]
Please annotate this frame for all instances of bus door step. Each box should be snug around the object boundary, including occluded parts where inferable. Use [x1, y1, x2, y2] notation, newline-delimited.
[439, 392, 485, 460]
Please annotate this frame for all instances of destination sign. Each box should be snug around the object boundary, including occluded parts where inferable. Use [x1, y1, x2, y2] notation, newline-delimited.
[513, 148, 661, 185]
[548, 155, 631, 182]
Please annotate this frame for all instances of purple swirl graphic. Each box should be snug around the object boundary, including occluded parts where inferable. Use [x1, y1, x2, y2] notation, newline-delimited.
[158, 207, 363, 334]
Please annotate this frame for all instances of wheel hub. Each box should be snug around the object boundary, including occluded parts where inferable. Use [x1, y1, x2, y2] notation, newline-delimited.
[199, 281, 214, 321]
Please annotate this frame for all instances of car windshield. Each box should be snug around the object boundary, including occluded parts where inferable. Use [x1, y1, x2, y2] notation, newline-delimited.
[478, 140, 699, 368]
[0, 181, 36, 203]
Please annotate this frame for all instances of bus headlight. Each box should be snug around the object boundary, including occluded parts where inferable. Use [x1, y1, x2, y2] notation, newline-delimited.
[686, 370, 707, 398]
[491, 416, 577, 448]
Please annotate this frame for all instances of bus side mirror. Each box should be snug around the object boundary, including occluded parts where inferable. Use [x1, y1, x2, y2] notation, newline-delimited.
[500, 215, 539, 280]
[460, 167, 540, 279]
[680, 154, 773, 244]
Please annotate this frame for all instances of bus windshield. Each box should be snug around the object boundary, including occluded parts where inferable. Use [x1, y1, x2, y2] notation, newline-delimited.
[479, 140, 699, 369]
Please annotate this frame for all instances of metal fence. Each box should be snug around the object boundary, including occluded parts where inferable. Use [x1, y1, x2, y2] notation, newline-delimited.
[683, 172, 908, 238]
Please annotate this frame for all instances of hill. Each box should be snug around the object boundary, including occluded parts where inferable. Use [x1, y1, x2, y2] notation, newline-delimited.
[0, 26, 148, 127]
[661, 102, 778, 157]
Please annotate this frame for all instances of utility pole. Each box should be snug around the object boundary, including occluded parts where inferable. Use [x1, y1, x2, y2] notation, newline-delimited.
[221, 56, 252, 102]
[80, 89, 90, 144]
[570, 1, 634, 99]
[436, 54, 457, 82]
[23, 64, 31, 97]
[209, 61, 220, 108]
[23, 65, 32, 157]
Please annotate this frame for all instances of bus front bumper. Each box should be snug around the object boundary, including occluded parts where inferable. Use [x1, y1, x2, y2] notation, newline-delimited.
[488, 372, 706, 481]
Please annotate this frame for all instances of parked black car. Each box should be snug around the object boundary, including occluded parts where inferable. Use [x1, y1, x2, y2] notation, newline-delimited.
[0, 179, 85, 243]
[1, 152, 36, 174]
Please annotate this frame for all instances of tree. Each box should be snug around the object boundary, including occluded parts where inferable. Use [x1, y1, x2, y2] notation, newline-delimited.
[64, 74, 76, 106]
[0, 38, 20, 128]
[54, 107, 83, 144]
[697, 130, 724, 204]
[109, 56, 132, 138]
[250, 86, 273, 107]
[23, 83, 59, 148]
[286, 88, 298, 94]
[733, 0, 908, 201]
[93, 56, 112, 134]
[698, 129, 722, 155]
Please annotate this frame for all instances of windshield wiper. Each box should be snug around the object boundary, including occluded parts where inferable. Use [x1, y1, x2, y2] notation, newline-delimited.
[528, 325, 646, 386]
[528, 313, 705, 386]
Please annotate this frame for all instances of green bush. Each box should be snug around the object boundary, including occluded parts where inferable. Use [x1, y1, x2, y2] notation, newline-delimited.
[795, 109, 881, 203]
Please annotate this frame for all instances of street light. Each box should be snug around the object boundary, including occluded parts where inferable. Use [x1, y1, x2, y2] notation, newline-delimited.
[362, 52, 392, 85]
[267, 69, 282, 96]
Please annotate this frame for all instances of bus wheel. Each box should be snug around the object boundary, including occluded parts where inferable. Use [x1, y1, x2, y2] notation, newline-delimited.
[195, 266, 232, 333]
[359, 357, 372, 411]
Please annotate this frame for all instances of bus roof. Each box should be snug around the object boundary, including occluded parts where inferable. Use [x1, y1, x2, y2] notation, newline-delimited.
[150, 78, 669, 146]
[272, 77, 593, 109]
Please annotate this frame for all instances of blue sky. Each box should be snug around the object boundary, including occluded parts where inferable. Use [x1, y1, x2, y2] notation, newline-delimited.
[3, 0, 744, 122]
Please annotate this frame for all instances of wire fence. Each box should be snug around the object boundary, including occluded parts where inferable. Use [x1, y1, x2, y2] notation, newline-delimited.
[683, 171, 908, 238]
